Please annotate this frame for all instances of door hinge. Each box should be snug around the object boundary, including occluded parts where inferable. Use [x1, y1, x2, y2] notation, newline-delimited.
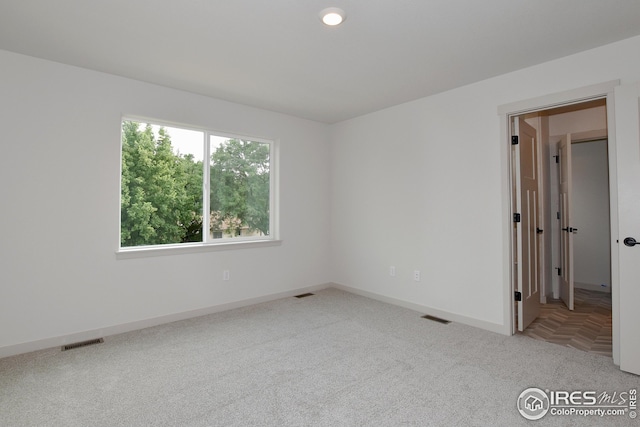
[553, 155, 559, 163]
[555, 267, 562, 276]
[511, 136, 519, 145]
[557, 211, 560, 220]
[513, 213, 521, 223]
[514, 291, 522, 302]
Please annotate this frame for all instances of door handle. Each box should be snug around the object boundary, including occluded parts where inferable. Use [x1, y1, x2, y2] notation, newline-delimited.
[562, 227, 577, 232]
[536, 228, 543, 234]
[624, 237, 638, 247]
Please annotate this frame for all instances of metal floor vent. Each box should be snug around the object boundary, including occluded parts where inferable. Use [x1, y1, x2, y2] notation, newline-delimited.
[61, 338, 104, 351]
[421, 315, 451, 324]
[294, 293, 315, 299]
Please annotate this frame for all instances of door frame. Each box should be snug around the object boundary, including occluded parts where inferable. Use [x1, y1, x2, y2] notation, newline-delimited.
[498, 80, 621, 364]
[557, 134, 575, 311]
[549, 129, 609, 300]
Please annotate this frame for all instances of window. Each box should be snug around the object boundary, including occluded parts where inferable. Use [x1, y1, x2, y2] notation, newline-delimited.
[120, 119, 274, 251]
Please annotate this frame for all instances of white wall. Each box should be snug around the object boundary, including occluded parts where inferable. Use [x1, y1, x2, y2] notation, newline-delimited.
[3, 34, 640, 356]
[0, 50, 331, 355]
[572, 140, 611, 290]
[329, 35, 640, 331]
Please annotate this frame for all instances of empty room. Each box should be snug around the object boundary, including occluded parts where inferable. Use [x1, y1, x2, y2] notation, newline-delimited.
[1, 1, 640, 425]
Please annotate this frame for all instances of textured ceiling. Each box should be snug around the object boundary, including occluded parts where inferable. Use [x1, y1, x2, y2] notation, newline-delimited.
[1, 1, 640, 123]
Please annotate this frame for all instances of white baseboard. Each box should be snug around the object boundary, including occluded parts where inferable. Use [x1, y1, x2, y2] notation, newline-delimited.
[1, 282, 509, 359]
[574, 281, 611, 293]
[330, 283, 509, 335]
[0, 283, 332, 359]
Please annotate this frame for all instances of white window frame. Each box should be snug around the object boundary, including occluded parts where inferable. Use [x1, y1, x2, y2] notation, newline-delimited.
[117, 117, 280, 259]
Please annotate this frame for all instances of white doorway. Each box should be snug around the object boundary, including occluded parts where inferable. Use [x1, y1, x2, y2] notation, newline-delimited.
[501, 81, 640, 376]
[498, 81, 621, 353]
[511, 98, 611, 333]
[553, 136, 611, 300]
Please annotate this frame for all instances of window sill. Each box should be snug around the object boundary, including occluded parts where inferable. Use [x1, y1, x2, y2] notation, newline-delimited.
[116, 239, 282, 260]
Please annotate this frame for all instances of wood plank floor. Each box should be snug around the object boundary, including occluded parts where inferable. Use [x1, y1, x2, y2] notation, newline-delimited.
[520, 288, 612, 357]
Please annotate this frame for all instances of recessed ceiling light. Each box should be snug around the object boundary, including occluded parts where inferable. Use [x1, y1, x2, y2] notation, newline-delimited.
[320, 7, 346, 26]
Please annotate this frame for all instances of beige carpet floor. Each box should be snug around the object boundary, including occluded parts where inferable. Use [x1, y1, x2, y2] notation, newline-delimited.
[0, 288, 636, 426]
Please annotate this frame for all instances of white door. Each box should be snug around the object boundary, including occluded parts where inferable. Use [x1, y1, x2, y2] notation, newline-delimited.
[514, 117, 541, 331]
[615, 82, 640, 375]
[558, 134, 574, 311]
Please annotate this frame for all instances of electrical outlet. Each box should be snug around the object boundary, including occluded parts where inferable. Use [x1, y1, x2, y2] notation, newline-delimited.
[223, 270, 230, 281]
[413, 270, 420, 282]
[389, 266, 396, 277]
